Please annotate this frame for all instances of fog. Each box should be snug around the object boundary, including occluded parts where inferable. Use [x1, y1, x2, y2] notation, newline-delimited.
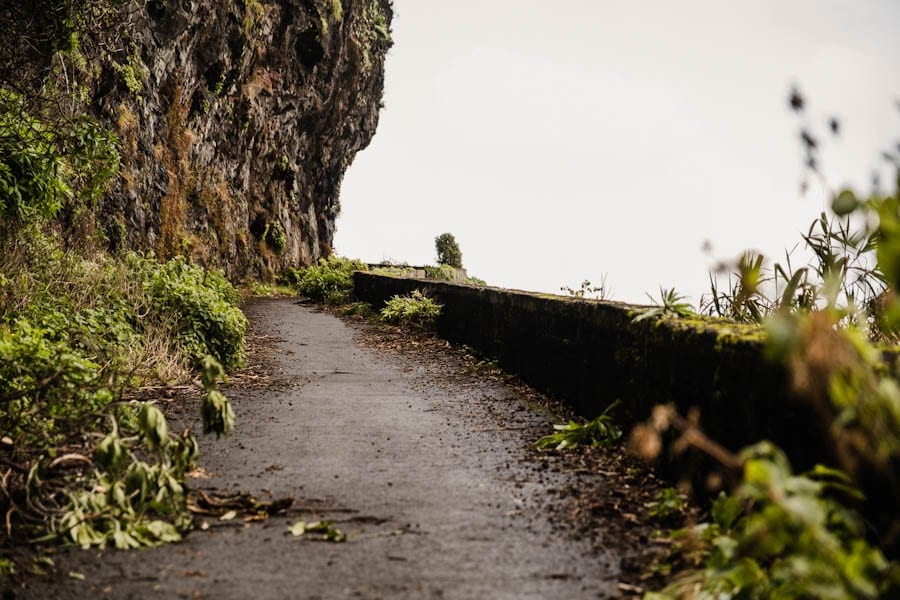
[335, 0, 900, 304]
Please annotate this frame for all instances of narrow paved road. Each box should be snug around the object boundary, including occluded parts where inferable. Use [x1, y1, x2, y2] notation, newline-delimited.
[21, 298, 622, 599]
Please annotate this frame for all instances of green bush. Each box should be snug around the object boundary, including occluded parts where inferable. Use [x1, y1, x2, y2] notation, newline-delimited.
[435, 232, 463, 268]
[264, 221, 287, 254]
[132, 255, 246, 370]
[0, 246, 246, 444]
[0, 91, 71, 224]
[0, 319, 108, 441]
[424, 264, 455, 281]
[58, 115, 120, 208]
[424, 264, 486, 286]
[0, 91, 119, 231]
[379, 289, 442, 328]
[287, 256, 367, 302]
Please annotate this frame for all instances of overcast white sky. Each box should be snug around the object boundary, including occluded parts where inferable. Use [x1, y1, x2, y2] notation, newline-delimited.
[334, 0, 900, 304]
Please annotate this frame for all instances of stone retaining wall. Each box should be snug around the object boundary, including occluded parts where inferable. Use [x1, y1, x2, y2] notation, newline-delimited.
[353, 272, 834, 467]
[354, 271, 899, 551]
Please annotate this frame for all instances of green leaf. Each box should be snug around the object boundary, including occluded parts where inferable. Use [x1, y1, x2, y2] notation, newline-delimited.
[723, 557, 766, 590]
[711, 492, 743, 530]
[139, 403, 169, 450]
[287, 520, 309, 537]
[202, 389, 235, 437]
[286, 519, 346, 542]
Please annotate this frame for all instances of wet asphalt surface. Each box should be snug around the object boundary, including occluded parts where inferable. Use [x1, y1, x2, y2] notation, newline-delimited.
[14, 298, 630, 599]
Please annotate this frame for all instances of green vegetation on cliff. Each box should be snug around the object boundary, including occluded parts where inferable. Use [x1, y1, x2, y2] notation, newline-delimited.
[0, 227, 243, 557]
[0, 29, 244, 571]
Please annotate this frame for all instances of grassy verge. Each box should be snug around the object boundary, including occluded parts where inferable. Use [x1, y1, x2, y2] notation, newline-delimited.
[0, 73, 248, 583]
[0, 235, 245, 577]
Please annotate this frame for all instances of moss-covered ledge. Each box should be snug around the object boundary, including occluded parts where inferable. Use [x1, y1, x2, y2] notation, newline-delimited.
[353, 272, 838, 471]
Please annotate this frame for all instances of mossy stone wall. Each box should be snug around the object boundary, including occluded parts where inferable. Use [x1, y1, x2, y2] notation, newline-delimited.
[353, 272, 834, 470]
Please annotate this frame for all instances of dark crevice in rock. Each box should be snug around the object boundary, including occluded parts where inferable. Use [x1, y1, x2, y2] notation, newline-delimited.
[296, 25, 325, 68]
[249, 213, 268, 241]
[147, 0, 166, 20]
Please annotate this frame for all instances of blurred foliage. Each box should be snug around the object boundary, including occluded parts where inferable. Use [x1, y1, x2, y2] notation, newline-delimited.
[644, 90, 900, 597]
[648, 444, 899, 599]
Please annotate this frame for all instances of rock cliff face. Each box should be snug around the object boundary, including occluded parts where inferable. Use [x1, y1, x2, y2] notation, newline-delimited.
[86, 0, 392, 278]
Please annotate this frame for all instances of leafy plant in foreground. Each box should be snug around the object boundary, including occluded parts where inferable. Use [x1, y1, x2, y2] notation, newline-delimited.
[535, 400, 622, 450]
[379, 289, 442, 328]
[46, 404, 199, 549]
[0, 244, 245, 554]
[200, 355, 235, 438]
[637, 88, 900, 598]
[647, 443, 898, 599]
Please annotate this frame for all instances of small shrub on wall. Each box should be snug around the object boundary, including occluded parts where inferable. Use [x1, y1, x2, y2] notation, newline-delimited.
[435, 233, 462, 268]
[379, 289, 442, 329]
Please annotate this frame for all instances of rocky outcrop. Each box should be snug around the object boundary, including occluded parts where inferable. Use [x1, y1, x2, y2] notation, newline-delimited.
[83, 0, 392, 278]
